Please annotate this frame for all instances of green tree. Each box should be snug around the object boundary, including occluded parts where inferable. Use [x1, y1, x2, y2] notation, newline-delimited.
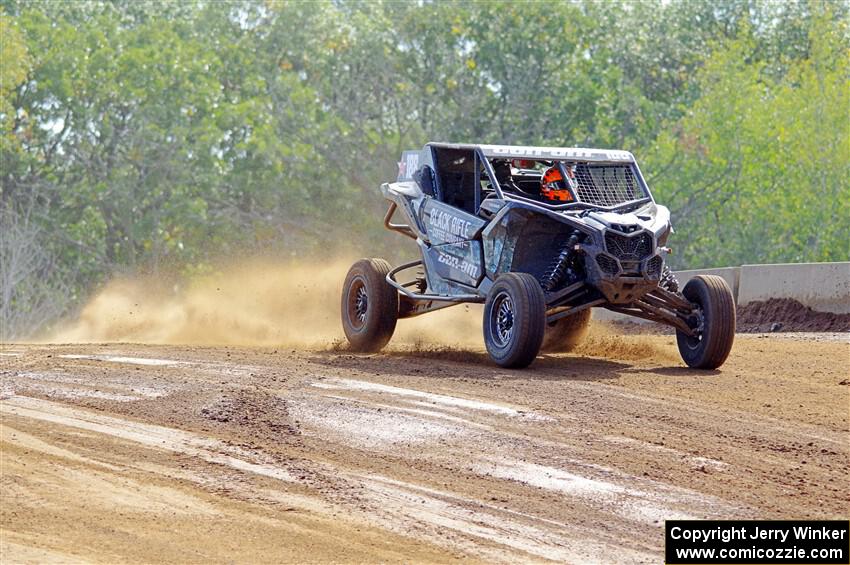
[648, 5, 849, 267]
[1, 0, 847, 338]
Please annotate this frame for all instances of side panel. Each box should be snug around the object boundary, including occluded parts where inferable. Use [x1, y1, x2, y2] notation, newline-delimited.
[424, 241, 484, 288]
[482, 207, 534, 278]
[419, 200, 486, 288]
[481, 203, 590, 286]
[420, 199, 486, 244]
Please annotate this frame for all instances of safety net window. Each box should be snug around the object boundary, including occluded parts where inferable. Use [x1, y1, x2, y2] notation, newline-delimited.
[573, 164, 647, 207]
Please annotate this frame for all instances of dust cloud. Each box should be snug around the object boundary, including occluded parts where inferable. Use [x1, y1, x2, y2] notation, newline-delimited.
[48, 259, 484, 349]
[47, 258, 676, 362]
[571, 325, 679, 362]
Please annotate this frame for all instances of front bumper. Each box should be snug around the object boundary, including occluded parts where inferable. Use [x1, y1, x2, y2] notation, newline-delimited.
[583, 228, 666, 304]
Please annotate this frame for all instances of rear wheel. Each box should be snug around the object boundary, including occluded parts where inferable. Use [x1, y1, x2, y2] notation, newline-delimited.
[341, 259, 398, 352]
[676, 275, 735, 369]
[541, 309, 591, 353]
[483, 273, 546, 368]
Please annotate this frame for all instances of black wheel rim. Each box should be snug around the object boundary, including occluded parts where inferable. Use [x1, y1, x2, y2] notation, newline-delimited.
[490, 291, 515, 348]
[347, 276, 368, 330]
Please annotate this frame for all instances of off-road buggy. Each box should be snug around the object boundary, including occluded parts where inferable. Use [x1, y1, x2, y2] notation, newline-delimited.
[341, 143, 735, 369]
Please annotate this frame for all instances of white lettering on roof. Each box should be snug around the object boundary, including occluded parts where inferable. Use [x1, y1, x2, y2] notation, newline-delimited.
[479, 145, 633, 162]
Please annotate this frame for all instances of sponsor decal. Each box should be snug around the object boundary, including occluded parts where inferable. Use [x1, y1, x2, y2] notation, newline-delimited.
[437, 250, 479, 279]
[428, 208, 473, 244]
[482, 145, 633, 162]
[397, 151, 420, 180]
[406, 153, 419, 176]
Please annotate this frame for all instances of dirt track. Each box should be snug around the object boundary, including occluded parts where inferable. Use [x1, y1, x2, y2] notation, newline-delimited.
[1, 333, 848, 563]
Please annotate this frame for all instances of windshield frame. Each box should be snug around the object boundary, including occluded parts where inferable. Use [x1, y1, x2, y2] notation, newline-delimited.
[486, 156, 655, 213]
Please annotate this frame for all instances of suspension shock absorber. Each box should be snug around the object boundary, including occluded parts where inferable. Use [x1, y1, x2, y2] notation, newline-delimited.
[541, 231, 581, 291]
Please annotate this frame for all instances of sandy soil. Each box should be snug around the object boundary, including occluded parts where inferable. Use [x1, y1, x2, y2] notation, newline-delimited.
[1, 333, 848, 563]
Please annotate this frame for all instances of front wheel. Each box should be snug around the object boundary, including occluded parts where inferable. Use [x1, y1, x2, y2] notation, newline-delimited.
[676, 275, 735, 369]
[341, 258, 398, 352]
[483, 273, 546, 368]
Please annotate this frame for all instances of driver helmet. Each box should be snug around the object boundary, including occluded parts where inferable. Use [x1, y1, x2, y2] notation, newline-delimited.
[541, 165, 574, 202]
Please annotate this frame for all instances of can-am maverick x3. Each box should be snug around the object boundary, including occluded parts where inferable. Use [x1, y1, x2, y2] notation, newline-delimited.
[341, 143, 735, 369]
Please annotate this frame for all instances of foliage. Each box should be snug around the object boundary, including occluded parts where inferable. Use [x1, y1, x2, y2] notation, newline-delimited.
[647, 4, 849, 266]
[0, 0, 847, 337]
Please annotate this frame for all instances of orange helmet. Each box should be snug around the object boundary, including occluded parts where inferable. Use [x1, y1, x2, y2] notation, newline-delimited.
[541, 166, 574, 202]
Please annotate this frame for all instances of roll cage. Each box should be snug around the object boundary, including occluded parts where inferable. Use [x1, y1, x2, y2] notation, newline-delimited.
[399, 142, 655, 215]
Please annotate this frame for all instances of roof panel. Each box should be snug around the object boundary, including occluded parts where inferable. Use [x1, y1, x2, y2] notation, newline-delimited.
[478, 144, 634, 162]
[424, 142, 634, 163]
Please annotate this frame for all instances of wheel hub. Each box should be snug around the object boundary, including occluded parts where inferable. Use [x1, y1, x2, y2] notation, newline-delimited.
[354, 286, 368, 323]
[685, 306, 705, 348]
[492, 293, 515, 346]
[347, 277, 369, 330]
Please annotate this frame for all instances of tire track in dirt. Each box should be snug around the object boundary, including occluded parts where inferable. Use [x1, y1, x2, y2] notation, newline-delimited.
[1, 335, 847, 563]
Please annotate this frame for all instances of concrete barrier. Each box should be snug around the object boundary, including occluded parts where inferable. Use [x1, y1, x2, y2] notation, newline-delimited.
[737, 262, 850, 314]
[591, 261, 849, 323]
[672, 267, 741, 300]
